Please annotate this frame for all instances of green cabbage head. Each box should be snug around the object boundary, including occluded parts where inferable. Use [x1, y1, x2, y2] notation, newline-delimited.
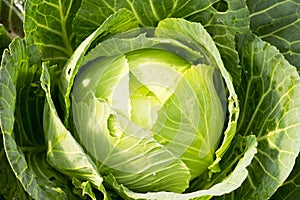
[72, 44, 226, 192]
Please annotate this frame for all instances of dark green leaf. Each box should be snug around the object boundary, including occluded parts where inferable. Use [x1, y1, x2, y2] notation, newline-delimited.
[187, 0, 250, 86]
[231, 33, 300, 199]
[72, 0, 186, 43]
[24, 0, 80, 67]
[247, 0, 300, 71]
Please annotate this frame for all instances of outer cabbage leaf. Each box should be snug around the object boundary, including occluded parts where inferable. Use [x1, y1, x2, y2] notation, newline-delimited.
[41, 63, 108, 200]
[271, 155, 300, 200]
[0, 139, 29, 199]
[247, 0, 300, 71]
[0, 38, 80, 199]
[225, 33, 300, 199]
[24, 0, 80, 67]
[72, 0, 208, 43]
[186, 0, 250, 86]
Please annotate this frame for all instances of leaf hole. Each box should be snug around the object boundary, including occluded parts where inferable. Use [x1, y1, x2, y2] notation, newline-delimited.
[231, 111, 237, 121]
[67, 68, 71, 75]
[212, 0, 229, 12]
[49, 176, 56, 181]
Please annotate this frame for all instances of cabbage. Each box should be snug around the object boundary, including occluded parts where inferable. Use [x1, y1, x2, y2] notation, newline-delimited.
[1, 0, 300, 199]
